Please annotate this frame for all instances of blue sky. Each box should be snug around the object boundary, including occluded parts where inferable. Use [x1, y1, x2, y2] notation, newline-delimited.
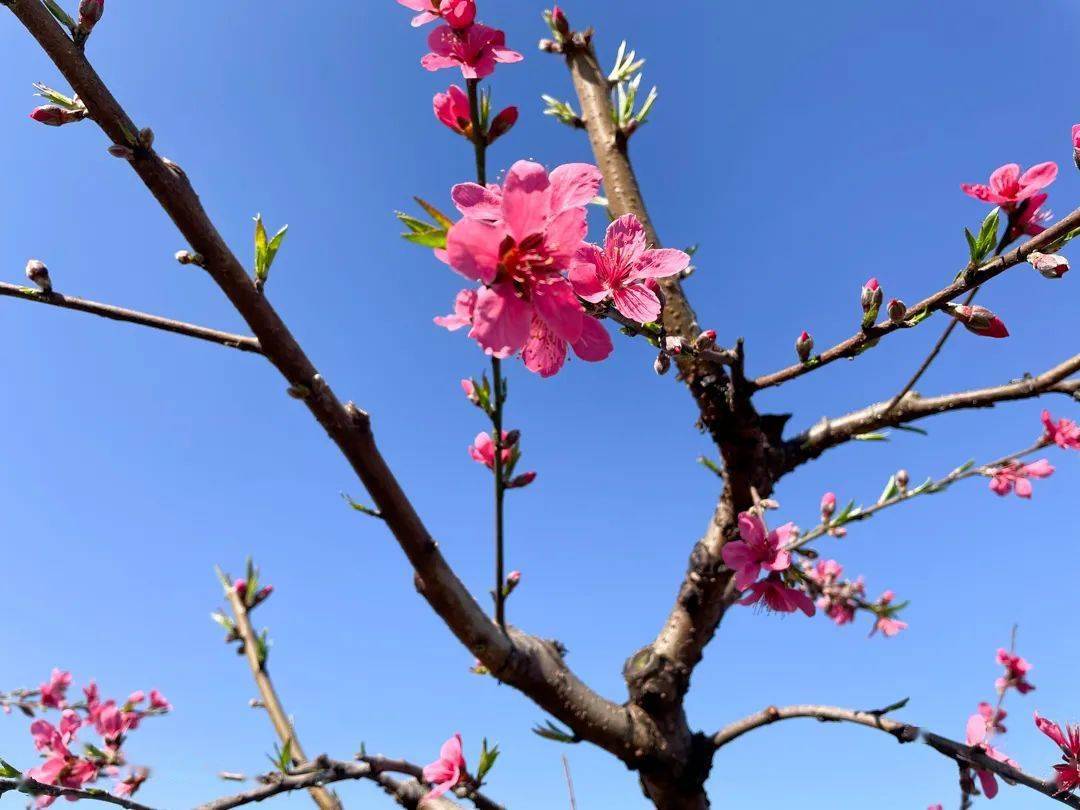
[0, 1, 1078, 808]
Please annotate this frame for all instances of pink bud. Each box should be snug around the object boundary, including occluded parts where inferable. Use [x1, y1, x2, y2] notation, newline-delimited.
[503, 429, 521, 448]
[25, 259, 52, 293]
[886, 298, 907, 322]
[30, 105, 84, 127]
[508, 570, 521, 584]
[860, 277, 883, 326]
[795, 330, 814, 363]
[1027, 251, 1070, 279]
[943, 303, 1009, 338]
[253, 585, 274, 606]
[507, 471, 536, 489]
[880, 590, 895, 604]
[664, 336, 685, 355]
[551, 5, 570, 37]
[695, 329, 717, 350]
[78, 0, 104, 31]
[461, 378, 480, 405]
[1073, 124, 1080, 172]
[487, 106, 518, 145]
[233, 579, 247, 597]
[440, 0, 475, 29]
[820, 492, 836, 520]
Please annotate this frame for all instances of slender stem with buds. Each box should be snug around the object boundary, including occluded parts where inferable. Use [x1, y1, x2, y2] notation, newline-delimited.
[0, 281, 262, 354]
[223, 586, 342, 810]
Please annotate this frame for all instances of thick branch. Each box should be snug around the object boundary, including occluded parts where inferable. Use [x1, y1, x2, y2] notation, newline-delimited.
[5, 1, 640, 766]
[712, 705, 1080, 808]
[0, 281, 262, 354]
[752, 208, 1080, 390]
[787, 353, 1080, 468]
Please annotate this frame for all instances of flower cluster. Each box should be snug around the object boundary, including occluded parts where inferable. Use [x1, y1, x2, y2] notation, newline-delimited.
[7, 670, 169, 806]
[438, 160, 615, 376]
[986, 410, 1079, 498]
[722, 512, 814, 616]
[398, 0, 522, 79]
[468, 429, 536, 489]
[799, 560, 907, 637]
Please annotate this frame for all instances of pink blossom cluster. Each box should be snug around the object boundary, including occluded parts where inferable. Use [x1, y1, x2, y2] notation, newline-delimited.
[13, 670, 169, 805]
[468, 429, 536, 489]
[722, 512, 814, 616]
[987, 411, 1080, 499]
[961, 160, 1057, 244]
[437, 160, 617, 377]
[799, 560, 907, 637]
[397, 0, 522, 79]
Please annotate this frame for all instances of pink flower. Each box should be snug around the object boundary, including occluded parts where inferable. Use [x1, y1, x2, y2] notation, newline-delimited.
[114, 767, 149, 798]
[421, 24, 523, 80]
[975, 702, 1008, 735]
[39, 669, 71, 709]
[988, 459, 1054, 499]
[738, 574, 816, 616]
[1073, 124, 1080, 150]
[721, 512, 794, 591]
[1042, 410, 1080, 451]
[996, 649, 1035, 694]
[468, 431, 513, 470]
[444, 161, 613, 376]
[961, 162, 1058, 207]
[872, 616, 907, 637]
[434, 289, 478, 331]
[27, 753, 97, 808]
[31, 720, 67, 755]
[820, 492, 836, 521]
[965, 713, 1019, 799]
[569, 214, 689, 323]
[1010, 193, 1054, 238]
[148, 690, 171, 712]
[396, 0, 441, 27]
[439, 0, 476, 29]
[803, 559, 863, 626]
[422, 733, 466, 801]
[78, 0, 104, 31]
[1035, 712, 1080, 793]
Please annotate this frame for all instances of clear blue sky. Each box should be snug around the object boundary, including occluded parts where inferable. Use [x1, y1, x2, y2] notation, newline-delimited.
[0, 1, 1077, 808]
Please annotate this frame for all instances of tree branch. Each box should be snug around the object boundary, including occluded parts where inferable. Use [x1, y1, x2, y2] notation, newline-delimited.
[0, 778, 155, 810]
[4, 0, 642, 767]
[222, 585, 342, 810]
[0, 281, 262, 354]
[711, 704, 1080, 808]
[751, 209, 1080, 390]
[786, 352, 1080, 468]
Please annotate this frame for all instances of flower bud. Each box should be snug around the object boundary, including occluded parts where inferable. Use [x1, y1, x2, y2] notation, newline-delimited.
[107, 144, 135, 160]
[886, 298, 907, 322]
[1073, 124, 1080, 172]
[896, 469, 909, 492]
[507, 471, 536, 489]
[795, 330, 814, 363]
[25, 259, 52, 293]
[695, 329, 717, 350]
[138, 127, 154, 149]
[942, 302, 1009, 338]
[440, 0, 475, 29]
[503, 429, 521, 448]
[653, 351, 671, 375]
[860, 277, 883, 328]
[174, 250, 205, 268]
[505, 570, 522, 595]
[78, 0, 104, 31]
[461, 378, 481, 406]
[551, 5, 571, 38]
[663, 336, 685, 355]
[30, 105, 84, 127]
[820, 491, 836, 521]
[487, 106, 518, 145]
[1027, 251, 1070, 279]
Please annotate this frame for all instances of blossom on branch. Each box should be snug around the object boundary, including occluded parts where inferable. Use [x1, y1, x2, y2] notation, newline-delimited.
[442, 160, 613, 376]
[1042, 410, 1080, 451]
[39, 669, 71, 709]
[1034, 712, 1080, 793]
[397, 0, 474, 28]
[422, 732, 466, 801]
[721, 512, 794, 591]
[569, 213, 689, 323]
[961, 162, 1058, 207]
[738, 573, 816, 616]
[964, 712, 1018, 800]
[422, 23, 523, 79]
[988, 459, 1054, 499]
[996, 648, 1035, 695]
[942, 303, 1009, 338]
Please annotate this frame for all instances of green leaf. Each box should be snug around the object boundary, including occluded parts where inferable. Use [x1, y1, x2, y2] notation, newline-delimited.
[42, 0, 77, 32]
[32, 83, 79, 111]
[697, 456, 723, 478]
[964, 227, 979, 263]
[905, 308, 933, 327]
[266, 225, 288, 271]
[532, 720, 578, 744]
[832, 500, 862, 528]
[950, 460, 976, 477]
[893, 425, 929, 436]
[0, 758, 21, 778]
[413, 197, 454, 231]
[210, 611, 235, 632]
[877, 475, 899, 505]
[909, 477, 936, 496]
[342, 492, 383, 519]
[976, 207, 1001, 258]
[402, 229, 448, 250]
[268, 739, 293, 773]
[255, 630, 271, 668]
[853, 431, 889, 442]
[253, 216, 287, 282]
[214, 565, 233, 593]
[476, 738, 500, 783]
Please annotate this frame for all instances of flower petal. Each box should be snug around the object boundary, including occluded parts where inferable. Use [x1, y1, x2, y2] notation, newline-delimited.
[533, 278, 584, 343]
[502, 160, 552, 242]
[569, 243, 609, 302]
[469, 285, 530, 357]
[611, 282, 662, 323]
[549, 163, 603, 213]
[445, 219, 502, 283]
[634, 248, 690, 279]
[571, 317, 613, 362]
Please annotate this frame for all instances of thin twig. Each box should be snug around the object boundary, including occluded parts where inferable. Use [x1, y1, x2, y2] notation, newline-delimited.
[0, 281, 262, 354]
[710, 704, 1080, 808]
[0, 778, 155, 810]
[562, 756, 577, 810]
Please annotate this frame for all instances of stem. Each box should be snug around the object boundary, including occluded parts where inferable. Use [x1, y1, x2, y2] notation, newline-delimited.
[223, 587, 342, 810]
[465, 78, 507, 631]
